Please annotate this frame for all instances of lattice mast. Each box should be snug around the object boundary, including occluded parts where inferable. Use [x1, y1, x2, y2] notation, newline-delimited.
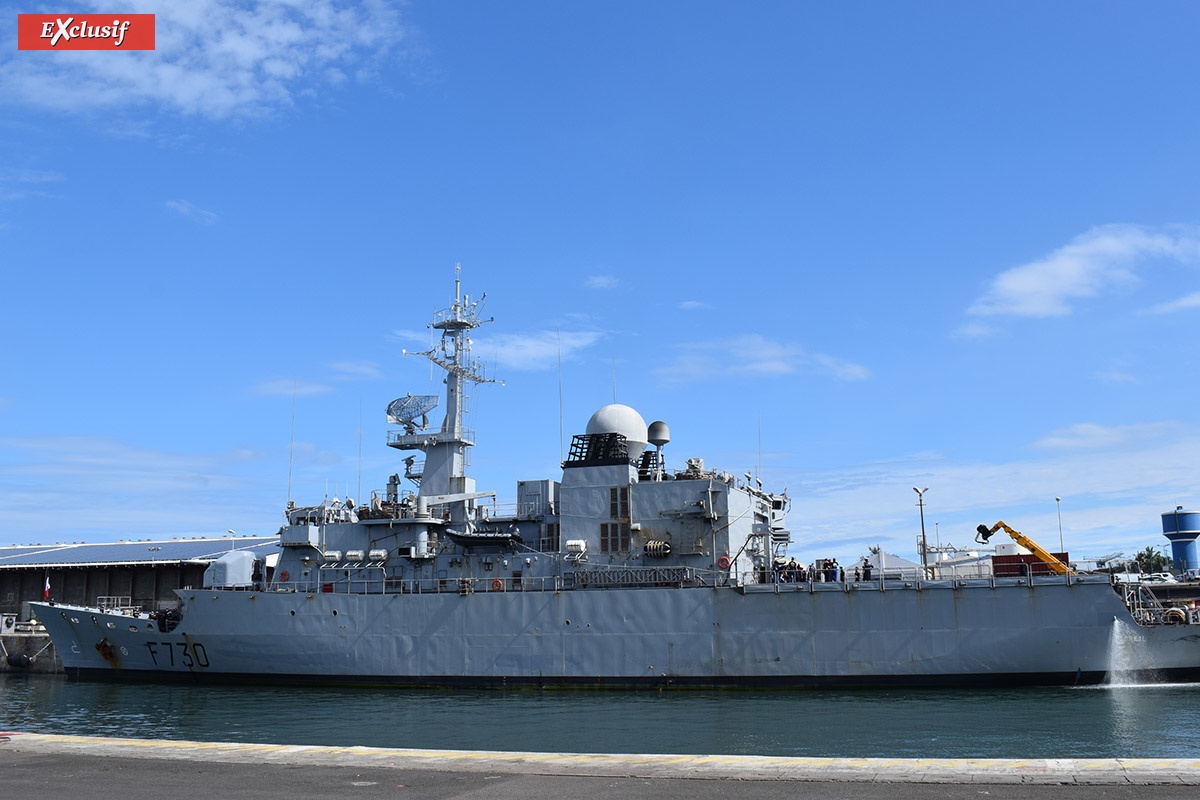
[396, 267, 500, 498]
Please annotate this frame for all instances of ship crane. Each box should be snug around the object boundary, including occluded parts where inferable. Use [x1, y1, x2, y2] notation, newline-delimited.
[975, 521, 1075, 576]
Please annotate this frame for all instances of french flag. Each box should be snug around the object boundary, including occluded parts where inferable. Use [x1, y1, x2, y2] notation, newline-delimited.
[43, 575, 50, 600]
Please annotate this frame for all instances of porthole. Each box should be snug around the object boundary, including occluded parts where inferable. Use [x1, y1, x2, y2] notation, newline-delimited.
[290, 610, 296, 616]
[332, 609, 339, 616]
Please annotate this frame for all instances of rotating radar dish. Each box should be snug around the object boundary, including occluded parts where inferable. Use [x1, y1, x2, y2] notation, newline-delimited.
[387, 394, 440, 432]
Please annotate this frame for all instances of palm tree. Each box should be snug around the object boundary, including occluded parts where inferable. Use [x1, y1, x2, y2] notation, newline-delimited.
[1135, 546, 1171, 573]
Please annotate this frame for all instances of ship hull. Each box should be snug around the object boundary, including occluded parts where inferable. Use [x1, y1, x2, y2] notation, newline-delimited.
[32, 575, 1200, 688]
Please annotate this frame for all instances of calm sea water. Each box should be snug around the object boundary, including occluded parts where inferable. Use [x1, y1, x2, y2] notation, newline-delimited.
[3, 674, 1200, 758]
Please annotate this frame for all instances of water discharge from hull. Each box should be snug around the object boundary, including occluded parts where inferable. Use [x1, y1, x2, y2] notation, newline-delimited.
[1105, 616, 1160, 688]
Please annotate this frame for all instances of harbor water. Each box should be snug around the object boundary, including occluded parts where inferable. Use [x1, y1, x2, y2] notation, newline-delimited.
[3, 674, 1200, 759]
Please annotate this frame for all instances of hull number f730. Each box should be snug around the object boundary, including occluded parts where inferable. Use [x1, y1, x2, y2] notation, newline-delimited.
[143, 641, 209, 668]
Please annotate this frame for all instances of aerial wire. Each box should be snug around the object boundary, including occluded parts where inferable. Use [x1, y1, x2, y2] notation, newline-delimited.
[557, 324, 564, 465]
[357, 397, 363, 503]
[287, 378, 296, 509]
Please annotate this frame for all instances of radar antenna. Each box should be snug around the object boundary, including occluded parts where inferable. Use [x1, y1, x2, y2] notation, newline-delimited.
[386, 394, 439, 434]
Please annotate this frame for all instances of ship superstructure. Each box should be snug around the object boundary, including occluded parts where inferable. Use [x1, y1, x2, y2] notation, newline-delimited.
[31, 277, 1200, 687]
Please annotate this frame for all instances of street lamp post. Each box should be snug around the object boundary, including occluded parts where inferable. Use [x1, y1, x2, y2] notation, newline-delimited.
[1055, 497, 1063, 556]
[914, 487, 929, 578]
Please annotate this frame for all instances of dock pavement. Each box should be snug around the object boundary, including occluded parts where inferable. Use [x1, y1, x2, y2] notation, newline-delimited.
[2, 732, 1199, 799]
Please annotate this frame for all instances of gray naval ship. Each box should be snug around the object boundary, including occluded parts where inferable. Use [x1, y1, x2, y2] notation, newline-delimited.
[32, 277, 1200, 686]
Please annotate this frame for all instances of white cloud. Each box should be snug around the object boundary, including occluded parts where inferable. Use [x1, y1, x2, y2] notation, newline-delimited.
[679, 300, 711, 311]
[166, 199, 218, 224]
[777, 421, 1200, 562]
[0, 168, 65, 186]
[391, 329, 431, 346]
[0, 435, 337, 542]
[1149, 291, 1200, 314]
[476, 330, 603, 371]
[0, 1, 408, 120]
[656, 334, 869, 383]
[329, 361, 382, 380]
[967, 224, 1200, 318]
[1032, 421, 1179, 450]
[254, 379, 332, 397]
[0, 167, 65, 202]
[953, 321, 998, 339]
[585, 275, 618, 289]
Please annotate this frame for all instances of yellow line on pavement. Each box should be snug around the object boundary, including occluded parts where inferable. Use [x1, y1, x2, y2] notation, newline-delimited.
[12, 733, 1200, 783]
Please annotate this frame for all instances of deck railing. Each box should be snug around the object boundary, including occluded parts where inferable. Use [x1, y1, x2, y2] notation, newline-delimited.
[259, 567, 1132, 598]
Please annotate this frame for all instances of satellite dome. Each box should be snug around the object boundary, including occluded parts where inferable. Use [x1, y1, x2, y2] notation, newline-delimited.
[585, 404, 648, 462]
[648, 420, 670, 447]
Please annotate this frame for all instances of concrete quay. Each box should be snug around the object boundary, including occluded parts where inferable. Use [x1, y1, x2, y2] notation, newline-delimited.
[0, 634, 61, 673]
[2, 732, 1200, 796]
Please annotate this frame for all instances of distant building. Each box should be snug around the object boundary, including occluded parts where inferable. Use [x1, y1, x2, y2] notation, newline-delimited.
[0, 537, 279, 620]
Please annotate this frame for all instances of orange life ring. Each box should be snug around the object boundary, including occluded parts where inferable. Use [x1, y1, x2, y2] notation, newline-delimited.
[491, 578, 504, 591]
[278, 571, 290, 582]
[717, 556, 731, 570]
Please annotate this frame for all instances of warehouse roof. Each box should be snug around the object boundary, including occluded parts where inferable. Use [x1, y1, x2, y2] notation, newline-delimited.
[0, 536, 280, 569]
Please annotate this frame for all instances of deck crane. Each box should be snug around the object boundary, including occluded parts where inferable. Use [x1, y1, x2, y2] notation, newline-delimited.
[975, 521, 1076, 576]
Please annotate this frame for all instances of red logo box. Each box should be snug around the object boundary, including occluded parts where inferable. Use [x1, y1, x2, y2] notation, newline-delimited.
[17, 13, 155, 50]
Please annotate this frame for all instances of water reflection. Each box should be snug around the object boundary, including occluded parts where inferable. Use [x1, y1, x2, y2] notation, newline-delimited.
[3, 674, 1200, 758]
[1085, 682, 1200, 756]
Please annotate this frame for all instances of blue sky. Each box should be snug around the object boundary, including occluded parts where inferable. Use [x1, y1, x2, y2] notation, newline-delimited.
[2, 1, 1199, 566]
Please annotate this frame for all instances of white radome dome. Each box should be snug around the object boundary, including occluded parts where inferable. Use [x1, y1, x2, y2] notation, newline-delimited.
[585, 404, 648, 462]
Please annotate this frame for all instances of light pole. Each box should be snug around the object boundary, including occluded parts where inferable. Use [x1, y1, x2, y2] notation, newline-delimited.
[1055, 497, 1063, 555]
[914, 487, 929, 578]
[1173, 506, 1183, 573]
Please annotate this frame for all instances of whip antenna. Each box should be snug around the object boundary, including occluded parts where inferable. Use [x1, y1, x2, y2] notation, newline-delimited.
[287, 379, 296, 508]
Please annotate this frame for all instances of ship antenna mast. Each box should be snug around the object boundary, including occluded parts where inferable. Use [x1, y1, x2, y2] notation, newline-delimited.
[393, 268, 504, 498]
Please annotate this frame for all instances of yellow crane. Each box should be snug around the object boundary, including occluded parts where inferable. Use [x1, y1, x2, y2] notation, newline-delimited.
[975, 521, 1075, 576]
